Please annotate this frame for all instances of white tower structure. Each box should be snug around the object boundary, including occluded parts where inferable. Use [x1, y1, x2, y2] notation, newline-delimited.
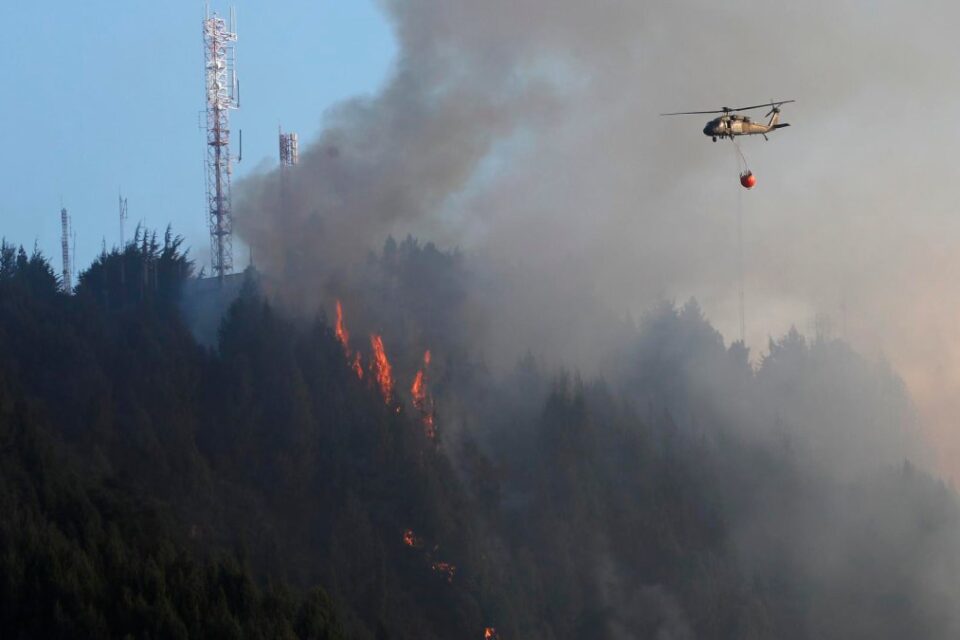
[203, 7, 239, 281]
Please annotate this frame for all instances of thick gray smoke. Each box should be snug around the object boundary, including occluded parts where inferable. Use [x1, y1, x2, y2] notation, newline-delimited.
[231, 2, 960, 634]
[234, 0, 960, 474]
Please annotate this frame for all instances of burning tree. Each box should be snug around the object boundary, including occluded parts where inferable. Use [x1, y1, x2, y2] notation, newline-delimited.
[335, 300, 364, 379]
[335, 300, 350, 351]
[370, 334, 394, 404]
[411, 349, 436, 439]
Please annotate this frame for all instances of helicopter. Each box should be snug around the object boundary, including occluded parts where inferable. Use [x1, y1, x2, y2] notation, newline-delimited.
[661, 100, 795, 142]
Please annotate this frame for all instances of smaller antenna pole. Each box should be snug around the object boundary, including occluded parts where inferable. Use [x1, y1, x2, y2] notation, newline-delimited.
[119, 191, 129, 247]
[60, 206, 72, 294]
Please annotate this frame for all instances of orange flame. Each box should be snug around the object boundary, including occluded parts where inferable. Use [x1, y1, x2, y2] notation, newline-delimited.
[335, 300, 350, 353]
[411, 350, 436, 439]
[412, 370, 425, 402]
[431, 561, 456, 584]
[484, 628, 499, 639]
[352, 352, 364, 380]
[403, 529, 421, 548]
[370, 334, 394, 404]
[406, 528, 456, 585]
[334, 301, 364, 380]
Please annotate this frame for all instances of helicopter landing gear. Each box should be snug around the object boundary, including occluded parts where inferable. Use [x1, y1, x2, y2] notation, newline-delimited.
[712, 136, 717, 142]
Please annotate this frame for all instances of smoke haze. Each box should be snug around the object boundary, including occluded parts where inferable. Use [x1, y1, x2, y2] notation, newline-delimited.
[234, 0, 960, 476]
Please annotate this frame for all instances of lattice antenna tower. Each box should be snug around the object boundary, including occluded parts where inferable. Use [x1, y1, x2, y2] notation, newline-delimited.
[60, 206, 72, 294]
[279, 128, 299, 168]
[203, 5, 239, 281]
[278, 127, 298, 217]
[119, 191, 129, 247]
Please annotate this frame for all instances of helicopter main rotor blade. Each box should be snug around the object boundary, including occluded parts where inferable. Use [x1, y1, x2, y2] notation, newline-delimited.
[728, 99, 796, 112]
[660, 99, 795, 116]
[660, 109, 730, 116]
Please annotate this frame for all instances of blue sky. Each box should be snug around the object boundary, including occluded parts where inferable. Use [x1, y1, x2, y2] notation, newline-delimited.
[0, 0, 395, 274]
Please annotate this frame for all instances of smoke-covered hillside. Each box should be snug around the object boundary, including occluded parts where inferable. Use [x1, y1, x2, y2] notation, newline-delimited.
[0, 234, 958, 639]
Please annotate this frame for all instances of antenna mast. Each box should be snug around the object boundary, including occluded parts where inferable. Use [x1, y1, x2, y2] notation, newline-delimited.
[203, 6, 239, 281]
[119, 191, 129, 247]
[60, 207, 72, 294]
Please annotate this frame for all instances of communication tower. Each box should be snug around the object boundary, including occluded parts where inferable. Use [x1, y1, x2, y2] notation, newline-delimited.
[279, 129, 299, 167]
[60, 207, 72, 294]
[203, 6, 239, 281]
[279, 128, 298, 216]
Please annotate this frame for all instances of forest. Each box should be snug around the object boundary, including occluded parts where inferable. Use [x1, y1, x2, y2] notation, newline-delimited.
[1, 230, 959, 639]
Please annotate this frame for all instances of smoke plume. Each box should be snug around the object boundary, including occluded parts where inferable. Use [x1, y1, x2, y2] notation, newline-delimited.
[234, 0, 960, 476]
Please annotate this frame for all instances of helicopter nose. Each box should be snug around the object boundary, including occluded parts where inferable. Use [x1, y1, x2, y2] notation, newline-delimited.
[703, 124, 712, 136]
